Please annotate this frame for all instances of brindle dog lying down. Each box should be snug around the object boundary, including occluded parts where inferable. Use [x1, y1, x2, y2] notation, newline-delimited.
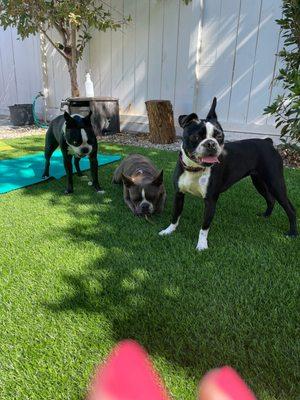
[113, 154, 166, 217]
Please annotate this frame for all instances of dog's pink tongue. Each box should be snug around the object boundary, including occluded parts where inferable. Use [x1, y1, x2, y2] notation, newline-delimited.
[201, 156, 219, 164]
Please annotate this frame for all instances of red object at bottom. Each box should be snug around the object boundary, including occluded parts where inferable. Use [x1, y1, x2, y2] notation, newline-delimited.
[209, 366, 256, 400]
[87, 340, 170, 400]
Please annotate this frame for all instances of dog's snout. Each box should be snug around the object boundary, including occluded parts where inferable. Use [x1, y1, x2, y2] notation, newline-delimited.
[204, 140, 217, 149]
[141, 203, 149, 212]
[81, 147, 90, 154]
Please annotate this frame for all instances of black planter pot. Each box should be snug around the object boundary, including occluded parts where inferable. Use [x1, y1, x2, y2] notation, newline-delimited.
[9, 104, 34, 126]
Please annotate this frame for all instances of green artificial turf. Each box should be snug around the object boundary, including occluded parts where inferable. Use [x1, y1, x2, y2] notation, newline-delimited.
[0, 135, 299, 400]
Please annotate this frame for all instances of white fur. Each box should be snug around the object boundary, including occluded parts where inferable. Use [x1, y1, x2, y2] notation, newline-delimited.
[141, 188, 154, 213]
[198, 137, 219, 150]
[195, 137, 219, 157]
[205, 121, 214, 138]
[81, 129, 88, 144]
[179, 148, 211, 198]
[159, 217, 180, 235]
[178, 168, 211, 198]
[196, 228, 209, 251]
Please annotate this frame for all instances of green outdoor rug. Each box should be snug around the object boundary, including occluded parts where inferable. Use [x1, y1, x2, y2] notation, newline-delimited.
[0, 151, 121, 194]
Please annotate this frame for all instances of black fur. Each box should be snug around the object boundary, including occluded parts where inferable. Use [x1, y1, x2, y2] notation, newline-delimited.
[42, 112, 102, 194]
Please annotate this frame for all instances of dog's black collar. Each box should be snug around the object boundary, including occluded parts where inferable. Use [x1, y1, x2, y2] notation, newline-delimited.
[179, 151, 205, 172]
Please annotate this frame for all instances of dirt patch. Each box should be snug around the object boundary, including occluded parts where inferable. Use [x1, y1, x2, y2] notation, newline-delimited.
[98, 132, 181, 152]
[0, 122, 45, 140]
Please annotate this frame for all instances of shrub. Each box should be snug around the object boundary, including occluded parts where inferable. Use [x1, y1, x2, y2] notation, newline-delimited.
[264, 0, 300, 143]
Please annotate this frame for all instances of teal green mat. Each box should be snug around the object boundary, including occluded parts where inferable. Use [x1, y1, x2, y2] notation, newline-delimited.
[0, 151, 121, 194]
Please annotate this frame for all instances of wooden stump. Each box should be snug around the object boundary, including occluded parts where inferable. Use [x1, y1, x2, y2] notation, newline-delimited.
[145, 100, 176, 144]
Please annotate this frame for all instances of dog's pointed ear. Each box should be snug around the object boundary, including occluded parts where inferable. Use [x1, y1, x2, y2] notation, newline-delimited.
[152, 170, 163, 186]
[121, 173, 135, 188]
[178, 113, 198, 128]
[64, 111, 76, 126]
[83, 110, 92, 126]
[206, 97, 217, 120]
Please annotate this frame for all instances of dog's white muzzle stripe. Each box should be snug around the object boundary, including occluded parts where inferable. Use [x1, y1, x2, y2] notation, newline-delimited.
[140, 189, 154, 213]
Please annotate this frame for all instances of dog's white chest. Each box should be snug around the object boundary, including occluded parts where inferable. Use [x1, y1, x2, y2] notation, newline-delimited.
[178, 169, 211, 198]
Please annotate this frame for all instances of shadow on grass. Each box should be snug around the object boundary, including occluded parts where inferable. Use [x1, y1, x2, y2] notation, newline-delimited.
[44, 211, 299, 399]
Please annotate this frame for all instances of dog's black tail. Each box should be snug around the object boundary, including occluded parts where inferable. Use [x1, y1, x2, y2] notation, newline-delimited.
[264, 137, 273, 145]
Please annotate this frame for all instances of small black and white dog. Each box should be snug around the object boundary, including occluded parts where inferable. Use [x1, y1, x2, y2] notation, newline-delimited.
[42, 111, 103, 194]
[159, 98, 298, 251]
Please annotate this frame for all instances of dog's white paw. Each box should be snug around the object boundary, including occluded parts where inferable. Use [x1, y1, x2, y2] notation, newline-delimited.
[196, 242, 208, 251]
[196, 229, 209, 251]
[97, 190, 105, 195]
[80, 175, 89, 180]
[159, 224, 177, 236]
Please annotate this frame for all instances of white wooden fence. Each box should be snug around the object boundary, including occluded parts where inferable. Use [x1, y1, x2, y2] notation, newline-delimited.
[0, 0, 283, 139]
[0, 27, 42, 115]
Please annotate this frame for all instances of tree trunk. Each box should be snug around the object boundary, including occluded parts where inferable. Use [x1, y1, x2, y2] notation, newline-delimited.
[145, 100, 176, 144]
[67, 61, 80, 97]
[69, 24, 80, 97]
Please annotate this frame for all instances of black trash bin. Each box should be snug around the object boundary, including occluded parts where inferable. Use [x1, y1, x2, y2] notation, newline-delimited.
[9, 104, 34, 126]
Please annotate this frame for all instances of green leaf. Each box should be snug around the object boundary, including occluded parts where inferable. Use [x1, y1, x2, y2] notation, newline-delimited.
[281, 125, 289, 137]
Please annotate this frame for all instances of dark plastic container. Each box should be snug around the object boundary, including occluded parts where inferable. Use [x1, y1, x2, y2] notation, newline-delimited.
[9, 104, 34, 126]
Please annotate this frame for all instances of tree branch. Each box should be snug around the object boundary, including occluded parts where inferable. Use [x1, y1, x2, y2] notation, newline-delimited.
[99, 0, 124, 18]
[41, 28, 71, 60]
[54, 22, 68, 45]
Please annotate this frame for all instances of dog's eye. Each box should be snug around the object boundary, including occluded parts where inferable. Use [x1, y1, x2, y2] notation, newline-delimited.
[132, 196, 142, 203]
[190, 134, 199, 143]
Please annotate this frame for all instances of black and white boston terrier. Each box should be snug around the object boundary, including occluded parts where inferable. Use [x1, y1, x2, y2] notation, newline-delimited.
[113, 154, 166, 216]
[159, 98, 298, 251]
[42, 111, 103, 194]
